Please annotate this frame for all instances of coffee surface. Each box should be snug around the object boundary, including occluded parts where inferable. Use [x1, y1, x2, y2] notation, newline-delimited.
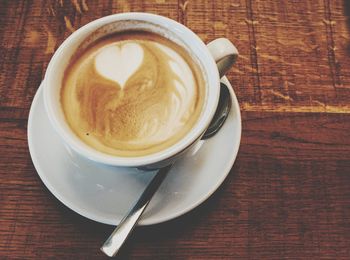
[61, 31, 205, 156]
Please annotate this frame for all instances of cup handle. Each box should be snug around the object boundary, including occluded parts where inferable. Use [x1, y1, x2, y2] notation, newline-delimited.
[199, 39, 238, 141]
[207, 38, 239, 77]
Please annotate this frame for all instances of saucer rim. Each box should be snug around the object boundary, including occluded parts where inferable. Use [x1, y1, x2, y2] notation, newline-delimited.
[27, 76, 241, 226]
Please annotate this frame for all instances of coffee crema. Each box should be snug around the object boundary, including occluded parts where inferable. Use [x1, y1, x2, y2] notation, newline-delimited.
[61, 31, 205, 157]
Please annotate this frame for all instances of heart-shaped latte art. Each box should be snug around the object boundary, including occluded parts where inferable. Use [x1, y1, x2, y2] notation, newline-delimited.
[94, 43, 144, 88]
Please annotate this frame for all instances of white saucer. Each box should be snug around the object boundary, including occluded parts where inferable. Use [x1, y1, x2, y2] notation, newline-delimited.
[27, 77, 241, 226]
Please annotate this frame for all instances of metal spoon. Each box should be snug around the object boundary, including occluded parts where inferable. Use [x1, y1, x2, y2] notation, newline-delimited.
[101, 83, 232, 257]
[202, 83, 232, 140]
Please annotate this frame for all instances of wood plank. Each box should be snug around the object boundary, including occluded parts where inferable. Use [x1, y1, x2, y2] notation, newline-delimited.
[242, 0, 350, 112]
[1, 112, 350, 258]
[185, 0, 350, 112]
[1, 0, 350, 112]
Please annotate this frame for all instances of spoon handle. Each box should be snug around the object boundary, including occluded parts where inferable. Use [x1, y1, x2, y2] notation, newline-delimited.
[100, 164, 172, 257]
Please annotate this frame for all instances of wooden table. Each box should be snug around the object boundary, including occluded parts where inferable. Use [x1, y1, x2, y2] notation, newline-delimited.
[1, 0, 350, 258]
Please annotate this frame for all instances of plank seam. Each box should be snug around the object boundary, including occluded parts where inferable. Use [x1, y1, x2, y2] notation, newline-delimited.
[323, 0, 342, 93]
[245, 0, 262, 104]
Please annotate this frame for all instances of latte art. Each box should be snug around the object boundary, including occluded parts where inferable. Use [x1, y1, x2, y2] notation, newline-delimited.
[95, 43, 144, 88]
[61, 31, 205, 156]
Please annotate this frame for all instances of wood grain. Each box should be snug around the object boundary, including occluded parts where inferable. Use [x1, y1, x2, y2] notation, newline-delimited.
[1, 0, 350, 259]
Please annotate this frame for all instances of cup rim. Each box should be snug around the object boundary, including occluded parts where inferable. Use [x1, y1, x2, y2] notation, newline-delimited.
[44, 12, 220, 167]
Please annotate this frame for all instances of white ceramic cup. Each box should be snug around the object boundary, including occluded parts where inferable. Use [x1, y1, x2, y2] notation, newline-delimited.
[43, 13, 238, 168]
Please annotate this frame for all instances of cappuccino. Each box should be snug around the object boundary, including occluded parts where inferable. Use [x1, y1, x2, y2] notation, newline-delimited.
[61, 31, 205, 157]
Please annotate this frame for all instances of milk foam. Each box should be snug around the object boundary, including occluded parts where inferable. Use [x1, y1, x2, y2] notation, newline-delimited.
[61, 31, 205, 157]
[95, 43, 144, 88]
